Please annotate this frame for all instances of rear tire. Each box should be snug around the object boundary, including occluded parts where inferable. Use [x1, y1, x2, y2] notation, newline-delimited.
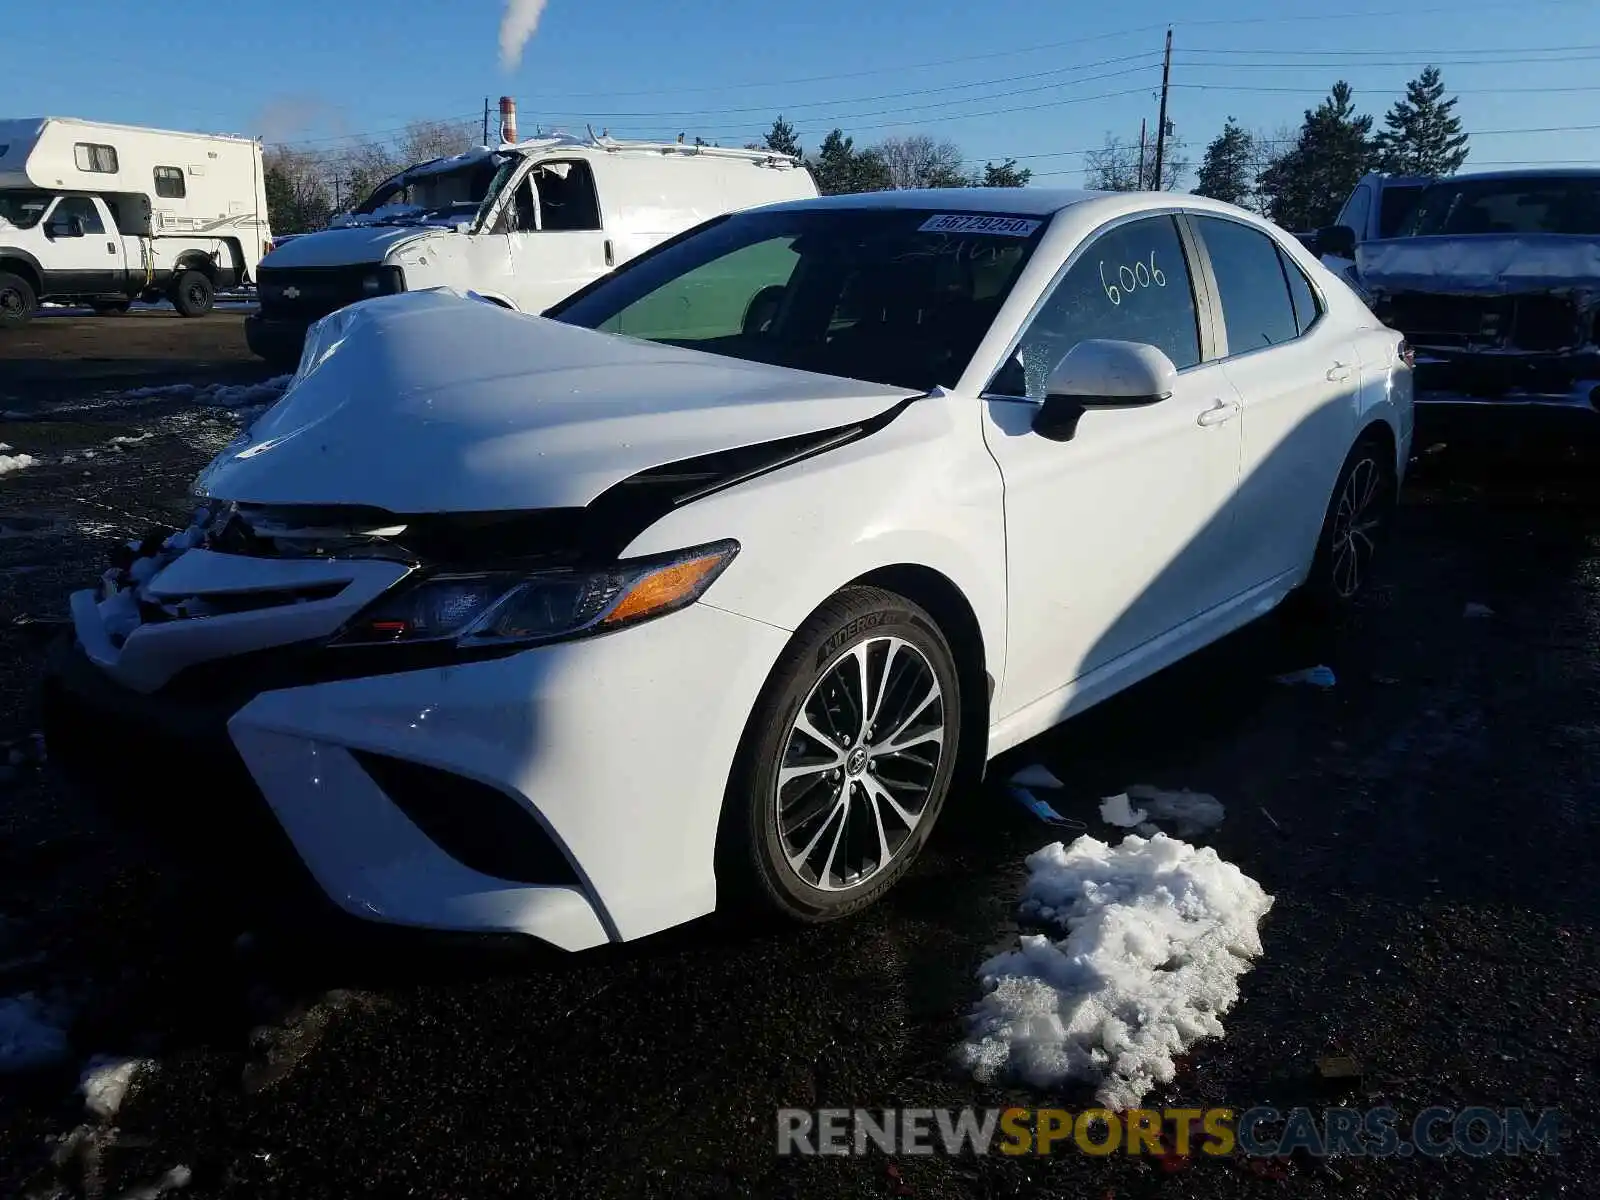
[170, 270, 214, 317]
[718, 586, 961, 924]
[1299, 433, 1398, 613]
[0, 271, 37, 329]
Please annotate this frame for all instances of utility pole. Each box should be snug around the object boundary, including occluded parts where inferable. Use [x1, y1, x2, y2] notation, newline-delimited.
[482, 98, 491, 145]
[1137, 118, 1148, 191]
[1151, 27, 1173, 191]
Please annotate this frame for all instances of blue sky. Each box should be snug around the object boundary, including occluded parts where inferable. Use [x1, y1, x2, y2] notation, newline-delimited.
[9, 0, 1600, 186]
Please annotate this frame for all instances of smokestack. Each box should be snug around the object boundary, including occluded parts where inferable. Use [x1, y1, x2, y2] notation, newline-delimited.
[499, 96, 518, 145]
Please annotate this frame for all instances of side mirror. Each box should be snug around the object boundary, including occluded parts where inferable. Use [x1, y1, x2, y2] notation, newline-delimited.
[1033, 339, 1178, 443]
[1315, 224, 1357, 260]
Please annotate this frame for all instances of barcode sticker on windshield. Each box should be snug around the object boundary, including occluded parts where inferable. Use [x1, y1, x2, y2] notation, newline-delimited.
[918, 214, 1042, 236]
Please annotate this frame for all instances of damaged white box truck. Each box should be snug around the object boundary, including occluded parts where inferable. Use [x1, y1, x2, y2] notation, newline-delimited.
[0, 117, 271, 328]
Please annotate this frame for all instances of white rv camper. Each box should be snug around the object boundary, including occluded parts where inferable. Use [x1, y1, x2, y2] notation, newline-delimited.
[0, 117, 271, 327]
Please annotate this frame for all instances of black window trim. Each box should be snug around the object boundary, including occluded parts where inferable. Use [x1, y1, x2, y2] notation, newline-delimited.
[979, 207, 1223, 402]
[73, 141, 119, 174]
[1180, 210, 1326, 364]
[153, 165, 186, 199]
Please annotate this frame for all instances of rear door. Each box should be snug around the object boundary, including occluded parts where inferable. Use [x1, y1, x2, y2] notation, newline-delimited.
[1190, 213, 1359, 588]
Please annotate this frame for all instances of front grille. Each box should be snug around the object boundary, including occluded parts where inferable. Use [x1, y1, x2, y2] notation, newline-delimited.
[256, 264, 379, 320]
[1384, 292, 1583, 353]
[350, 751, 582, 887]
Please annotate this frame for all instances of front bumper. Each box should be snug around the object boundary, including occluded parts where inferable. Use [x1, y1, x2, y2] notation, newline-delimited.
[244, 314, 310, 366]
[45, 576, 791, 948]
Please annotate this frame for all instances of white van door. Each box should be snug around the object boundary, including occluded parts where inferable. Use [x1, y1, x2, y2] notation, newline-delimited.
[505, 159, 613, 313]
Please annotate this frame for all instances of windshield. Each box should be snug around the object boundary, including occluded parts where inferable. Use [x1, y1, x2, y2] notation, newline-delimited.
[1402, 175, 1600, 237]
[353, 155, 512, 226]
[0, 190, 52, 230]
[549, 208, 1048, 391]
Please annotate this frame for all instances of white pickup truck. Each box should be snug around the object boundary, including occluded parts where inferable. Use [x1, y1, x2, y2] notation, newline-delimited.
[0, 117, 270, 327]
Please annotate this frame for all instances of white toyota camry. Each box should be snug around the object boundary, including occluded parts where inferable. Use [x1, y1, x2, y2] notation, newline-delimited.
[45, 188, 1413, 950]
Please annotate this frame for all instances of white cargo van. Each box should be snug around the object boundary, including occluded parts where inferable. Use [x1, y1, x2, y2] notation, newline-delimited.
[0, 117, 271, 327]
[246, 133, 817, 365]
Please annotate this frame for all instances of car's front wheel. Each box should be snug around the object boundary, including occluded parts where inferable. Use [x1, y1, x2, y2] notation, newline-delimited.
[720, 586, 961, 924]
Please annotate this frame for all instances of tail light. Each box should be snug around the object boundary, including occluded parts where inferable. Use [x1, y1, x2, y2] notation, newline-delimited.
[262, 239, 274, 257]
[1397, 339, 1415, 369]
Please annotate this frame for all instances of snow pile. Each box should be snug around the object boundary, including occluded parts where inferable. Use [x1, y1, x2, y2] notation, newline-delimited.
[80, 1055, 153, 1119]
[0, 443, 40, 476]
[119, 374, 292, 411]
[0, 993, 69, 1072]
[1099, 786, 1226, 837]
[957, 833, 1272, 1110]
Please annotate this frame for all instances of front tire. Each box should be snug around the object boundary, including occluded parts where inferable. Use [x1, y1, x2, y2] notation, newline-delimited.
[1302, 433, 1397, 611]
[0, 270, 37, 329]
[170, 270, 214, 317]
[719, 586, 961, 924]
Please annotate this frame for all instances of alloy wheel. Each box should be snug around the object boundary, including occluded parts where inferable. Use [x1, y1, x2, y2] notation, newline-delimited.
[1330, 455, 1384, 599]
[775, 636, 946, 892]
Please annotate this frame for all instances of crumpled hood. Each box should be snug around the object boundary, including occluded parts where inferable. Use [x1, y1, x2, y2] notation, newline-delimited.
[1358, 233, 1600, 295]
[196, 289, 919, 513]
[260, 225, 442, 268]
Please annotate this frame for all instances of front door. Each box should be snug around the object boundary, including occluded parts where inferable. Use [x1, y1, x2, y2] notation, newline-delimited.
[981, 212, 1244, 719]
[42, 197, 123, 295]
[506, 160, 611, 313]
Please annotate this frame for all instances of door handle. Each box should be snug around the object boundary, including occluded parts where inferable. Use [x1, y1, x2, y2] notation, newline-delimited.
[107, 241, 117, 254]
[1196, 398, 1240, 427]
[1326, 362, 1353, 382]
[603, 238, 614, 267]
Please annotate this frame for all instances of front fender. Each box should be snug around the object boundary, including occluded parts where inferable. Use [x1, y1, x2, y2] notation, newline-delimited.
[619, 395, 1008, 688]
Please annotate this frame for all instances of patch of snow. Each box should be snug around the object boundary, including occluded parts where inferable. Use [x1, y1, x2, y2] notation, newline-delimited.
[0, 993, 70, 1072]
[118, 374, 292, 411]
[957, 833, 1273, 1110]
[1099, 792, 1147, 828]
[1011, 764, 1065, 790]
[80, 1054, 153, 1119]
[108, 433, 152, 448]
[0, 444, 40, 476]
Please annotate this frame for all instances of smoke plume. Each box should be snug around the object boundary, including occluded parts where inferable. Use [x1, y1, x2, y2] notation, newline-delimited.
[500, 0, 549, 71]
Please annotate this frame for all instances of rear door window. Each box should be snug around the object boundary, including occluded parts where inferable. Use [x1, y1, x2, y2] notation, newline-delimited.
[1193, 215, 1299, 354]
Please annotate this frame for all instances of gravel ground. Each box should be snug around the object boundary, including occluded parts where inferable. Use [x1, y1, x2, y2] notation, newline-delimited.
[0, 318, 1596, 1198]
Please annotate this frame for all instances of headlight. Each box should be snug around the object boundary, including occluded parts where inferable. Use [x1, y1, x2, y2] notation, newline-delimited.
[361, 266, 406, 296]
[334, 539, 739, 648]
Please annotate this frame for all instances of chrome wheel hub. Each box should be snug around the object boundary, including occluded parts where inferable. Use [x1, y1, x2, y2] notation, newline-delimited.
[775, 635, 946, 892]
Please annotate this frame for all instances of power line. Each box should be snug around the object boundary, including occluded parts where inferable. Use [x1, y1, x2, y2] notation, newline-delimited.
[1173, 81, 1600, 95]
[1173, 51, 1600, 68]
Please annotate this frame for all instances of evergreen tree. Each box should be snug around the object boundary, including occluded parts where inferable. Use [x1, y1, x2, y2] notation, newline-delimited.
[1256, 82, 1375, 231]
[1192, 118, 1257, 207]
[978, 158, 1032, 188]
[1371, 66, 1469, 176]
[808, 130, 890, 195]
[762, 115, 803, 160]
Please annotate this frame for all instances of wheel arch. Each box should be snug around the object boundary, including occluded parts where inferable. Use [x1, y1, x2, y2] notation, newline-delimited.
[1355, 414, 1400, 495]
[173, 248, 218, 277]
[0, 251, 43, 295]
[828, 564, 992, 783]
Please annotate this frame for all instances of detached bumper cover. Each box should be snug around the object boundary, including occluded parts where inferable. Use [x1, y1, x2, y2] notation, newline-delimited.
[45, 576, 790, 948]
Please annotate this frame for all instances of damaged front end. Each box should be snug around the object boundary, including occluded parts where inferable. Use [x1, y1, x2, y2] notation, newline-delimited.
[1357, 232, 1600, 409]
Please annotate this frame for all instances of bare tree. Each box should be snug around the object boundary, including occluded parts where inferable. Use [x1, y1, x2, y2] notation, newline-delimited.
[396, 120, 480, 166]
[876, 135, 969, 189]
[1083, 123, 1189, 192]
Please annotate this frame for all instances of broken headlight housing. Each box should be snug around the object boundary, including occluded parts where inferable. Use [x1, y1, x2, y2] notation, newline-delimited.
[334, 539, 739, 648]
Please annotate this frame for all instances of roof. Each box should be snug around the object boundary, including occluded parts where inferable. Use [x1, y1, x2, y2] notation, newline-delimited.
[759, 187, 1101, 217]
[1429, 167, 1600, 184]
[20, 116, 258, 143]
